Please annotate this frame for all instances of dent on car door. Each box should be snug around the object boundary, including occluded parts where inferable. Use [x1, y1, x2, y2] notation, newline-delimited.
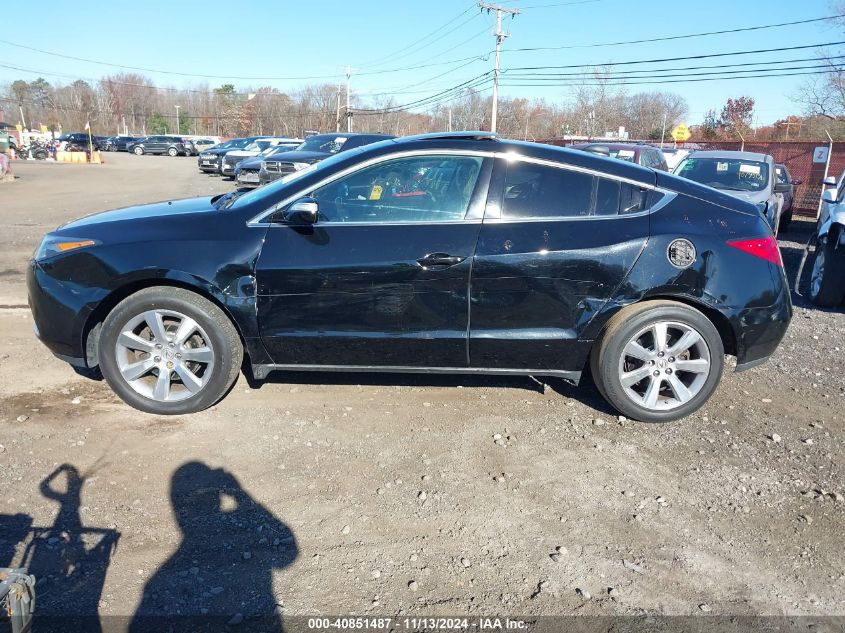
[254, 153, 492, 367]
[469, 157, 653, 371]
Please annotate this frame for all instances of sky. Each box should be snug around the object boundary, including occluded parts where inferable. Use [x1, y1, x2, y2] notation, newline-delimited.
[0, 0, 840, 127]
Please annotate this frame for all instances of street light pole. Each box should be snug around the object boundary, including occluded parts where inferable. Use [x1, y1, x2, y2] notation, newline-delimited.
[174, 105, 180, 135]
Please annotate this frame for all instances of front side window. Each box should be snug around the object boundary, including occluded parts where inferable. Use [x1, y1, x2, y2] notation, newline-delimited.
[675, 157, 770, 192]
[308, 155, 483, 223]
[776, 167, 788, 185]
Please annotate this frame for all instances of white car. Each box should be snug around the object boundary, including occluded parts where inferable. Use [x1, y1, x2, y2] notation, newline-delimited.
[813, 174, 845, 306]
[661, 148, 690, 171]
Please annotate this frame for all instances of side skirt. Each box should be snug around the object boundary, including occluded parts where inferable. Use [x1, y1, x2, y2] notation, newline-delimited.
[251, 363, 581, 385]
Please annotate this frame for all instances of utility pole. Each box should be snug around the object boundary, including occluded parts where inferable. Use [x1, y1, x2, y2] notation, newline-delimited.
[336, 84, 342, 132]
[448, 107, 452, 132]
[174, 105, 180, 135]
[660, 110, 667, 146]
[478, 2, 520, 133]
[345, 65, 354, 133]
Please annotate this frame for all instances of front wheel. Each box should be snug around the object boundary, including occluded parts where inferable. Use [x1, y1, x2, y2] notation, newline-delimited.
[133, 146, 144, 155]
[809, 239, 845, 307]
[591, 301, 724, 423]
[98, 287, 243, 414]
[167, 147, 178, 157]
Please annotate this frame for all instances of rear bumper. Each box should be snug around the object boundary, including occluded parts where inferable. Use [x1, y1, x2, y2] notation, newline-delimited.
[732, 284, 792, 371]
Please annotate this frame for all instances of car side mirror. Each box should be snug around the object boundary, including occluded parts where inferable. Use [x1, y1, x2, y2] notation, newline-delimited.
[822, 189, 836, 203]
[774, 182, 791, 193]
[283, 197, 318, 224]
[822, 176, 837, 186]
[791, 178, 803, 186]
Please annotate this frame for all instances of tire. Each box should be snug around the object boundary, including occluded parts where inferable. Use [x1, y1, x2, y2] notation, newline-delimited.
[590, 300, 724, 423]
[98, 287, 243, 415]
[133, 146, 144, 155]
[780, 209, 793, 232]
[809, 238, 845, 307]
[167, 147, 178, 157]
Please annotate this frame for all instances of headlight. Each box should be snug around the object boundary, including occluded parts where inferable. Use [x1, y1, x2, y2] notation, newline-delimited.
[34, 236, 99, 261]
[292, 162, 311, 171]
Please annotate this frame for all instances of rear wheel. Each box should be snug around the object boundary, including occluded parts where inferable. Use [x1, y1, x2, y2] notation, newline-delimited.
[133, 146, 144, 155]
[809, 239, 845, 307]
[98, 287, 242, 414]
[591, 301, 724, 423]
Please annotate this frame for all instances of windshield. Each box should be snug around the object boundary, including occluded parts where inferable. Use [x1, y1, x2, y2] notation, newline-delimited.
[297, 136, 348, 154]
[675, 157, 770, 192]
[269, 144, 299, 156]
[607, 148, 636, 162]
[242, 140, 266, 152]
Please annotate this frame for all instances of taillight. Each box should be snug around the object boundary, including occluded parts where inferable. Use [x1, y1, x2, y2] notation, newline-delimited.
[726, 236, 783, 266]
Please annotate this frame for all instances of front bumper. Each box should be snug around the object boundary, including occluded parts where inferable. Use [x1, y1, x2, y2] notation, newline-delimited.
[237, 169, 261, 187]
[198, 156, 221, 172]
[27, 260, 96, 367]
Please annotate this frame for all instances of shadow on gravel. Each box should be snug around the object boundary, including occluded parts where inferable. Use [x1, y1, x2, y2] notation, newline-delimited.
[129, 461, 298, 632]
[0, 464, 120, 633]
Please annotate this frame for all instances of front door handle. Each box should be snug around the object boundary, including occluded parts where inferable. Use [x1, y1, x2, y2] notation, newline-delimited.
[416, 253, 465, 268]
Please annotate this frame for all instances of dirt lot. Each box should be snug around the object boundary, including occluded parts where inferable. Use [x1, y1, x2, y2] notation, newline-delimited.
[0, 154, 843, 624]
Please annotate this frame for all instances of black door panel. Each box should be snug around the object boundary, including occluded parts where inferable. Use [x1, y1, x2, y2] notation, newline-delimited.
[469, 158, 651, 370]
[256, 223, 480, 366]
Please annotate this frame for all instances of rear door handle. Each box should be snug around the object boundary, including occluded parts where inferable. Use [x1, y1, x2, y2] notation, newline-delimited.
[416, 253, 465, 268]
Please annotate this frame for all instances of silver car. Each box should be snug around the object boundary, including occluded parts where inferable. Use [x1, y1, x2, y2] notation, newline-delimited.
[674, 150, 790, 234]
[813, 173, 845, 306]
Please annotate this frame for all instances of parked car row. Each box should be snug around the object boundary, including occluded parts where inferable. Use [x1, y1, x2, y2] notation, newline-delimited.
[196, 133, 395, 187]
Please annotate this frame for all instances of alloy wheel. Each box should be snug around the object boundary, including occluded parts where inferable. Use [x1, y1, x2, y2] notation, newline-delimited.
[114, 309, 215, 402]
[617, 320, 711, 411]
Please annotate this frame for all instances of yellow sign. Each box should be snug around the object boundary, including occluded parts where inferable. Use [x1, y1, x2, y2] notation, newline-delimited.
[369, 184, 383, 200]
[671, 123, 691, 142]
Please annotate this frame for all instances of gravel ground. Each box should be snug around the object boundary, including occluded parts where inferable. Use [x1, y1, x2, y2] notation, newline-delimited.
[0, 154, 842, 625]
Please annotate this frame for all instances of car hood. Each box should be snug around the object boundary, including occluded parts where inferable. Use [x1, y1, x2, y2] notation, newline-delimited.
[238, 155, 266, 169]
[58, 197, 216, 231]
[226, 150, 259, 158]
[263, 150, 329, 163]
[721, 189, 770, 205]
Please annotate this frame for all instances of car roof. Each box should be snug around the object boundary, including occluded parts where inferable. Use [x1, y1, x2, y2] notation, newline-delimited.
[572, 142, 652, 150]
[356, 132, 657, 184]
[688, 150, 771, 162]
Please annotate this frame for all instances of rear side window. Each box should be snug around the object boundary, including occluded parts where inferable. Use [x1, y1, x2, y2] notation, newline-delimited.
[503, 162, 593, 218]
[502, 161, 658, 218]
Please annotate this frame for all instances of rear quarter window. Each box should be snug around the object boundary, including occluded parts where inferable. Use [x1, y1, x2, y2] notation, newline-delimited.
[502, 161, 660, 218]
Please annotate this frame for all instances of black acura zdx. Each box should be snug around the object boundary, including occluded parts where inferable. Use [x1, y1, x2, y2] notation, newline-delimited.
[28, 132, 792, 421]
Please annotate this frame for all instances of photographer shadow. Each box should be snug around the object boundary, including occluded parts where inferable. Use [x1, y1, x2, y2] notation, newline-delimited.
[130, 461, 298, 632]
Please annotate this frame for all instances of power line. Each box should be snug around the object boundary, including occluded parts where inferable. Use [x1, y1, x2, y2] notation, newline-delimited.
[503, 41, 845, 71]
[358, 9, 484, 69]
[502, 56, 845, 79]
[0, 38, 487, 81]
[503, 14, 845, 53]
[500, 68, 835, 88]
[354, 73, 494, 115]
[355, 2, 477, 67]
